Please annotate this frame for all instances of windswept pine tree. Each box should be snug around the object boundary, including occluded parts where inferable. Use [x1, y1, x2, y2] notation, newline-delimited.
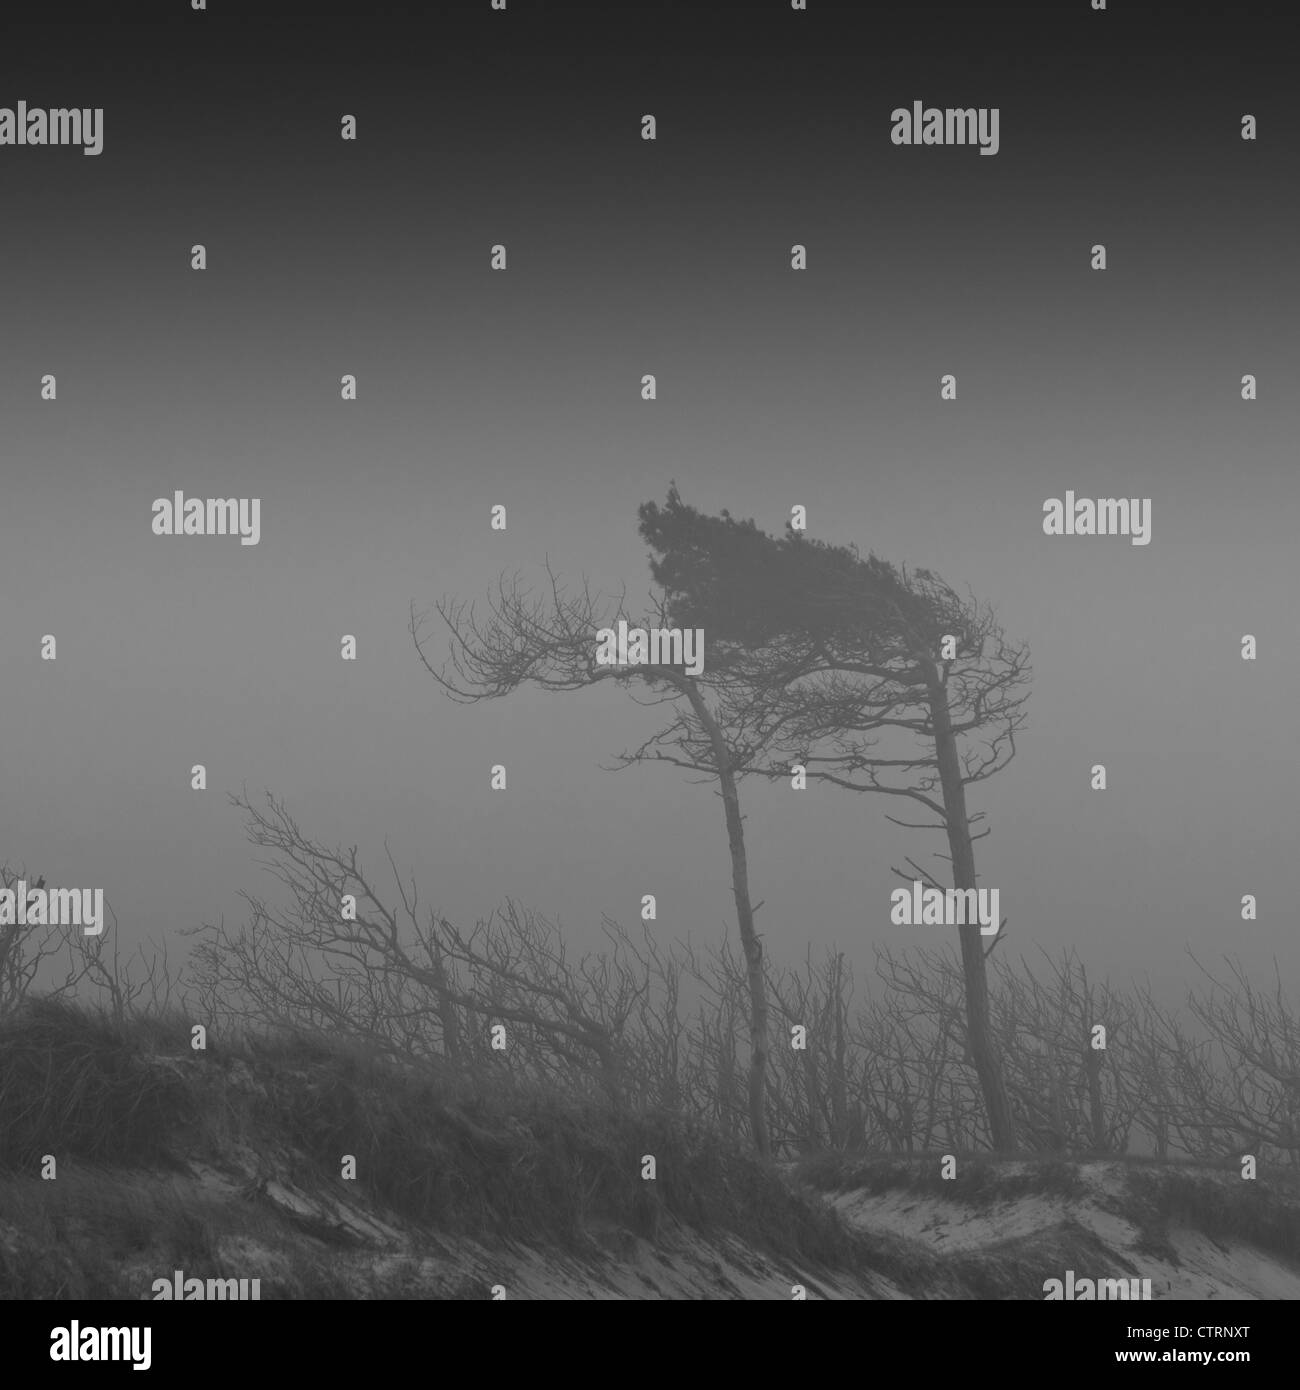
[637, 487, 1031, 1151]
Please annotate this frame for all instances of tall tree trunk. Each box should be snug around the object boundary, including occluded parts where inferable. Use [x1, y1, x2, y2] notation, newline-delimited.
[926, 673, 1017, 1151]
[680, 679, 771, 1156]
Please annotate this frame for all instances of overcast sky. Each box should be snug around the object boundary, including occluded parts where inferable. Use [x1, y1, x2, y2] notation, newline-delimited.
[2, 3, 1295, 1006]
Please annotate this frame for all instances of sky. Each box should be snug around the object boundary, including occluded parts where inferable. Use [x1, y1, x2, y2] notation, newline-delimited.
[1, 1, 1296, 1007]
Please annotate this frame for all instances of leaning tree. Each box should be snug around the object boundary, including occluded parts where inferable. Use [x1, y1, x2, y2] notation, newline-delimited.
[410, 569, 778, 1154]
[637, 487, 1031, 1150]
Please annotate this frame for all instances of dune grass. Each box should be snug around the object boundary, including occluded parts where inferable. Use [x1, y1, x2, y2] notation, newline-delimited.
[0, 999, 906, 1294]
[0, 998, 193, 1170]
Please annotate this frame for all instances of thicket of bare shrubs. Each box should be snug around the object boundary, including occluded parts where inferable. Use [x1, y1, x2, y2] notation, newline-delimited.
[5, 803, 1295, 1168]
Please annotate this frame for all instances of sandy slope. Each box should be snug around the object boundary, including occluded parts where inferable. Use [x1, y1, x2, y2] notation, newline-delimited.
[13, 1151, 1295, 1299]
[826, 1160, 1300, 1300]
